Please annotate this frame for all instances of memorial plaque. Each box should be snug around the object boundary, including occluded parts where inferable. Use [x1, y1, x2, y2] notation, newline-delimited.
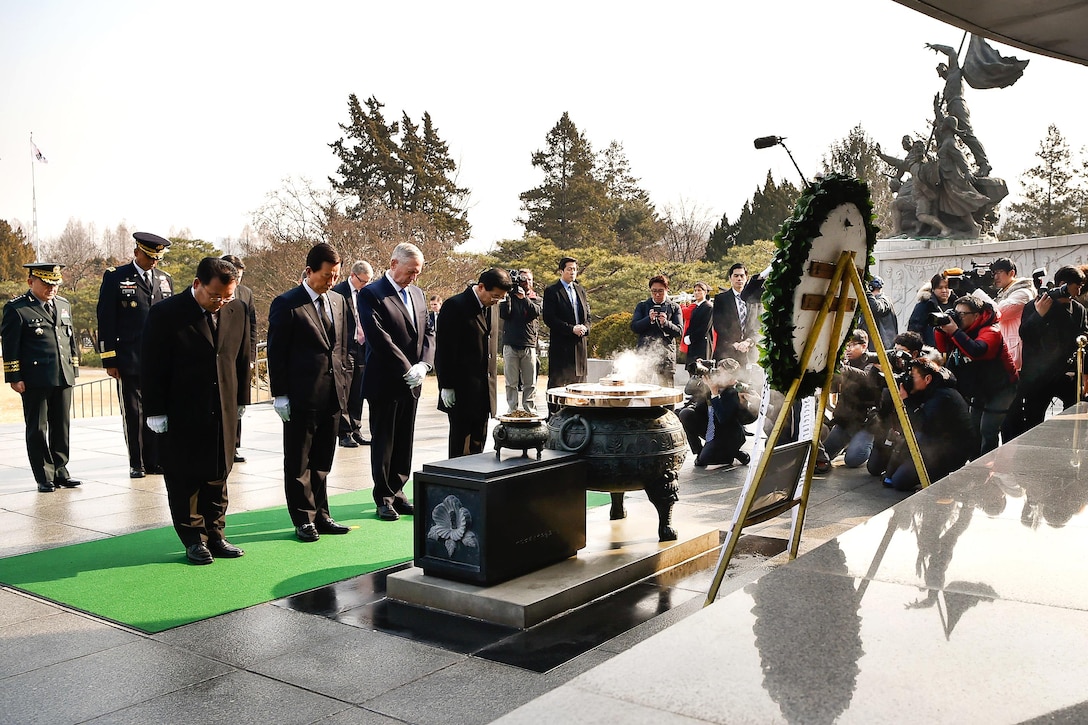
[413, 450, 587, 585]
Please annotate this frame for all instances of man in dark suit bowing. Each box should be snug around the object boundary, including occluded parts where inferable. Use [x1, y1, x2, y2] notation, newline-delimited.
[357, 242, 435, 521]
[542, 256, 590, 414]
[436, 268, 512, 457]
[332, 260, 373, 448]
[266, 243, 354, 542]
[141, 258, 252, 564]
[712, 263, 759, 368]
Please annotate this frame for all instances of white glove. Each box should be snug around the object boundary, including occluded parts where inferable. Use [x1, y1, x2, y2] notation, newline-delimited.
[403, 362, 429, 388]
[273, 396, 291, 422]
[146, 415, 168, 433]
[238, 406, 246, 418]
[440, 388, 456, 407]
[683, 335, 691, 346]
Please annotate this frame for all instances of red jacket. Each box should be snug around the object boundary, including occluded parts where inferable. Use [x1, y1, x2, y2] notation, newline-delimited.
[934, 306, 1017, 397]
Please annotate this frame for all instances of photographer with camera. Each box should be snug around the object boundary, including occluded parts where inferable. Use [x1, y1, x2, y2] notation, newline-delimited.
[631, 275, 683, 386]
[678, 358, 752, 468]
[858, 276, 898, 352]
[866, 332, 931, 478]
[908, 271, 956, 347]
[883, 358, 974, 492]
[933, 295, 1017, 455]
[1012, 265, 1088, 437]
[499, 268, 542, 415]
[950, 258, 1035, 373]
[824, 331, 883, 468]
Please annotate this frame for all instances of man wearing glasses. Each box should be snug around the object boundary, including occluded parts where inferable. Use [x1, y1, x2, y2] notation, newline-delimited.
[141, 258, 252, 564]
[332, 260, 374, 447]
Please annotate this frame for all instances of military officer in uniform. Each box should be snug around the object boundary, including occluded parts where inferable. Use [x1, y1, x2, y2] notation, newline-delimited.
[1, 263, 82, 492]
[96, 232, 173, 478]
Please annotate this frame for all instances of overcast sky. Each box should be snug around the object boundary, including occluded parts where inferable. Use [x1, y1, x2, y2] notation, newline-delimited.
[2, 0, 1086, 255]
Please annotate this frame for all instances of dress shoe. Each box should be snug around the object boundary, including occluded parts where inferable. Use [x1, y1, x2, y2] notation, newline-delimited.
[186, 543, 214, 565]
[338, 435, 359, 448]
[734, 451, 751, 465]
[129, 467, 146, 478]
[233, 453, 247, 463]
[315, 518, 350, 534]
[37, 482, 55, 492]
[54, 478, 82, 488]
[207, 539, 245, 558]
[295, 523, 320, 542]
[146, 465, 164, 475]
[376, 505, 400, 521]
[392, 499, 414, 516]
[352, 432, 371, 446]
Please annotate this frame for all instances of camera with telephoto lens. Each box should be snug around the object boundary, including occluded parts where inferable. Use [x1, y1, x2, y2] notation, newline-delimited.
[927, 310, 959, 327]
[1045, 282, 1070, 300]
[888, 348, 913, 372]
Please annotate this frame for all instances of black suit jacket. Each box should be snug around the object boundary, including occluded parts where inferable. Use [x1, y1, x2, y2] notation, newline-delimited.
[331, 279, 366, 359]
[141, 291, 251, 481]
[542, 280, 590, 385]
[357, 276, 435, 401]
[712, 289, 758, 364]
[233, 283, 258, 359]
[266, 284, 352, 413]
[685, 300, 715, 363]
[435, 286, 497, 418]
[96, 261, 174, 375]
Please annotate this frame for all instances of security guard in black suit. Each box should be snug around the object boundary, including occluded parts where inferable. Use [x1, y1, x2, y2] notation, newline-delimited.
[1, 263, 82, 492]
[96, 232, 173, 477]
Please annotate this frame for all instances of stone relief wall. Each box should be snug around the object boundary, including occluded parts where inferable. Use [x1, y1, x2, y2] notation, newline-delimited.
[873, 233, 1088, 332]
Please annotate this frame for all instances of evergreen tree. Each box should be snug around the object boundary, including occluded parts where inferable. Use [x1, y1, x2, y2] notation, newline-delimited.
[822, 123, 893, 235]
[705, 211, 735, 263]
[597, 141, 664, 253]
[1002, 124, 1079, 238]
[329, 96, 469, 243]
[0, 220, 35, 281]
[707, 172, 800, 261]
[519, 112, 615, 250]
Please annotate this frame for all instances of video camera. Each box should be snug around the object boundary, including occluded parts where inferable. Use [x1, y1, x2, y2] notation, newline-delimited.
[509, 269, 528, 296]
[944, 261, 996, 297]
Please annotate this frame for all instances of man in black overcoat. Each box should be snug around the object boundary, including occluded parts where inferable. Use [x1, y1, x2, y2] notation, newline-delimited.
[141, 258, 252, 564]
[436, 268, 512, 457]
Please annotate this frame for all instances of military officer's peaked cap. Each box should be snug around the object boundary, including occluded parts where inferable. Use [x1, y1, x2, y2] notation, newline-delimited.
[23, 262, 65, 285]
[133, 231, 171, 259]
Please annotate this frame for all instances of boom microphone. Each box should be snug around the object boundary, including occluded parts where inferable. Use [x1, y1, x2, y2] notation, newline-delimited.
[753, 136, 783, 150]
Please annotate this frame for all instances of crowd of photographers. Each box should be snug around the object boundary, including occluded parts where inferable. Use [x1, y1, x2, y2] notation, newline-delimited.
[825, 256, 1088, 491]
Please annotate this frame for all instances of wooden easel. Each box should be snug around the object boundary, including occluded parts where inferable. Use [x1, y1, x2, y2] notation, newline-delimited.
[704, 251, 931, 605]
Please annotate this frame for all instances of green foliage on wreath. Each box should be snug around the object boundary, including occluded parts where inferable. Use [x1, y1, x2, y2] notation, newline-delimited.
[759, 174, 878, 396]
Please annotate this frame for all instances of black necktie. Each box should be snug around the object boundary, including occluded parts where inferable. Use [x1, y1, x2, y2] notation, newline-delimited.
[317, 294, 334, 340]
[45, 301, 55, 321]
[205, 311, 218, 344]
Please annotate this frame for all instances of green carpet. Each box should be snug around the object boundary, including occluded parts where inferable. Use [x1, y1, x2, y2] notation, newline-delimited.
[0, 489, 611, 633]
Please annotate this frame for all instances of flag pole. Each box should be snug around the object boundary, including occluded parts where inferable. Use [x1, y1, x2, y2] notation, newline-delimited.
[30, 132, 39, 261]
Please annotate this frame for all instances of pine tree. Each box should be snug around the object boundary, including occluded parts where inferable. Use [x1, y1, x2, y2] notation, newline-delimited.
[519, 112, 615, 249]
[704, 172, 801, 262]
[1002, 124, 1079, 238]
[0, 219, 35, 281]
[330, 96, 470, 244]
[597, 141, 664, 253]
[822, 123, 893, 235]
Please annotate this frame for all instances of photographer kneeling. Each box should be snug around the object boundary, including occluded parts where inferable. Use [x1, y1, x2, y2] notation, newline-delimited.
[934, 295, 1018, 455]
[678, 358, 753, 467]
[884, 359, 974, 492]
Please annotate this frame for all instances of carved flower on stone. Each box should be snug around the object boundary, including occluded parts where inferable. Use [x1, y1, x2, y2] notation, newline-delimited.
[427, 494, 478, 557]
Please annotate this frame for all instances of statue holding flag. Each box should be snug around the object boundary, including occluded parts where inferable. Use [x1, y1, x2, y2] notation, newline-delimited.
[879, 35, 1027, 239]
